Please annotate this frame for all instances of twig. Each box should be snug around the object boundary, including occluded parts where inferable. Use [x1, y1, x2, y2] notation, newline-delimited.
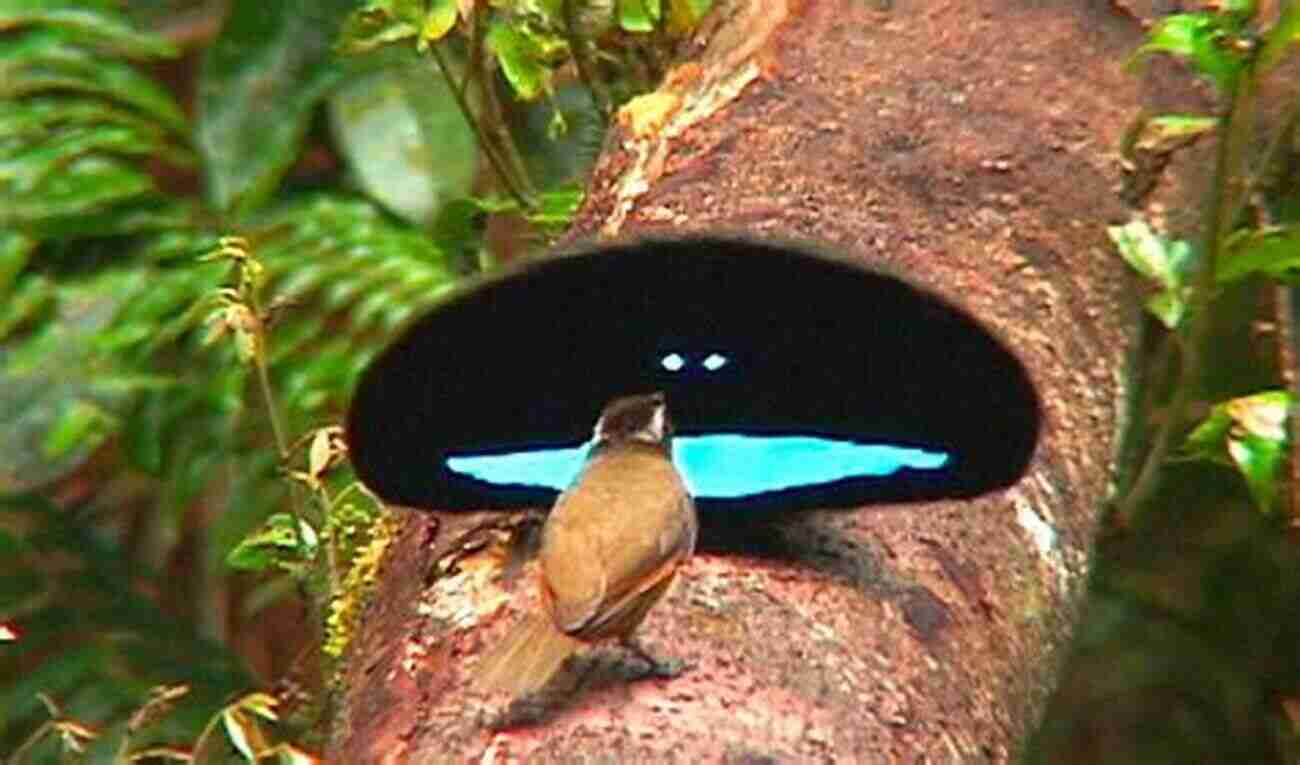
[562, 0, 613, 122]
[426, 44, 533, 210]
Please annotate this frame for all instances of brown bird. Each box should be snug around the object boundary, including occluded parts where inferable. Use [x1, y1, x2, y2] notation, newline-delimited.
[474, 392, 697, 697]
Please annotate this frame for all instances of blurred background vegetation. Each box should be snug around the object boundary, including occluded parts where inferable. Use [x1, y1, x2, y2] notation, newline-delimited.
[4, 0, 1300, 762]
[0, 0, 709, 760]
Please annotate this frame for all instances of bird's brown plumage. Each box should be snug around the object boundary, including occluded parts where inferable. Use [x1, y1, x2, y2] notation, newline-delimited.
[474, 394, 697, 697]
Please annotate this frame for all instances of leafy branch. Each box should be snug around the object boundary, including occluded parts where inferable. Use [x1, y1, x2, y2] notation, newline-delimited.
[1112, 2, 1300, 523]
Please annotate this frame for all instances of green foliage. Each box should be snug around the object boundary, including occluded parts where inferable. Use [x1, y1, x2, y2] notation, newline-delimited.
[327, 53, 477, 225]
[1184, 391, 1291, 513]
[0, 0, 191, 237]
[1112, 2, 1300, 523]
[1108, 218, 1195, 329]
[2, 0, 719, 757]
[196, 0, 357, 214]
[0, 494, 250, 760]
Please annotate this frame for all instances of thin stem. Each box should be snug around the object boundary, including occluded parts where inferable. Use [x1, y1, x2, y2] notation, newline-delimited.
[461, 9, 486, 103]
[477, 53, 537, 201]
[563, 0, 612, 122]
[1117, 72, 1258, 524]
[427, 43, 532, 210]
[1275, 280, 1298, 519]
[10, 721, 54, 764]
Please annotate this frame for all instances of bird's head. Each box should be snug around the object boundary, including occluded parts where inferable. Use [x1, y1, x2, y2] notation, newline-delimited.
[592, 392, 673, 450]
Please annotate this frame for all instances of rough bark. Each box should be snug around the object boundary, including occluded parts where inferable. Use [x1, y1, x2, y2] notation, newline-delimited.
[330, 0, 1143, 760]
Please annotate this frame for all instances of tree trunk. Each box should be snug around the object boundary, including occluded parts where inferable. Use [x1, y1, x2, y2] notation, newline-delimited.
[330, 0, 1143, 760]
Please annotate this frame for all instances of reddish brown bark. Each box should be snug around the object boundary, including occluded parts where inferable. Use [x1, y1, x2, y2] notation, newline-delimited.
[330, 0, 1143, 760]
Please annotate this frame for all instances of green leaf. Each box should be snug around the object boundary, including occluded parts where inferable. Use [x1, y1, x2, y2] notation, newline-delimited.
[0, 29, 189, 135]
[222, 708, 262, 763]
[0, 2, 179, 59]
[418, 0, 459, 49]
[1108, 219, 1191, 289]
[1258, 2, 1300, 73]
[337, 0, 424, 54]
[0, 231, 35, 295]
[1129, 13, 1243, 93]
[487, 20, 551, 100]
[328, 58, 477, 225]
[1185, 391, 1291, 512]
[525, 185, 584, 227]
[619, 0, 662, 32]
[0, 156, 155, 227]
[1229, 432, 1284, 512]
[1136, 113, 1218, 153]
[225, 513, 319, 571]
[1226, 391, 1289, 513]
[0, 123, 190, 194]
[1108, 218, 1196, 328]
[1185, 406, 1233, 462]
[1145, 290, 1187, 330]
[197, 0, 357, 214]
[42, 399, 115, 458]
[1218, 224, 1300, 283]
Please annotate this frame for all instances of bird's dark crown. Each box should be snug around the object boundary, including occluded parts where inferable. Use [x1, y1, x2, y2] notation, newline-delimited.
[592, 392, 672, 448]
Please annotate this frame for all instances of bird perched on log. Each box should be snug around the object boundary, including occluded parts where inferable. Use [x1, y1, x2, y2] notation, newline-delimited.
[474, 392, 697, 697]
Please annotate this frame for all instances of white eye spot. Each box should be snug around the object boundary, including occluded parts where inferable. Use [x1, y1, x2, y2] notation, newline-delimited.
[661, 353, 686, 372]
[702, 353, 728, 371]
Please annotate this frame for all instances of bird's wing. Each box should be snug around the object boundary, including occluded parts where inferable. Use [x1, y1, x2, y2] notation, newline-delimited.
[541, 449, 694, 636]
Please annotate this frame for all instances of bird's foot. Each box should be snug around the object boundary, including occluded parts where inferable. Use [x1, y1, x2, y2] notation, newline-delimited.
[621, 639, 690, 679]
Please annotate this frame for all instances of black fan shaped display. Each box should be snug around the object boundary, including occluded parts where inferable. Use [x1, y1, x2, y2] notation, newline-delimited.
[346, 236, 1040, 515]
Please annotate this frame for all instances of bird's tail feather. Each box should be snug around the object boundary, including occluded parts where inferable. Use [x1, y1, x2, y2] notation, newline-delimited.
[474, 614, 583, 696]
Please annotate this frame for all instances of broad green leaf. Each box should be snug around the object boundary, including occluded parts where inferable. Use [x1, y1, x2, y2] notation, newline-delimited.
[1227, 390, 1289, 442]
[328, 59, 477, 225]
[1145, 290, 1187, 330]
[1218, 225, 1300, 283]
[1185, 404, 1233, 462]
[1108, 219, 1190, 289]
[1108, 219, 1196, 327]
[1129, 13, 1243, 93]
[197, 0, 357, 214]
[487, 20, 551, 100]
[337, 0, 424, 54]
[1225, 392, 1290, 513]
[1258, 2, 1300, 73]
[619, 0, 661, 32]
[1185, 391, 1291, 512]
[225, 513, 319, 571]
[1230, 432, 1285, 512]
[418, 0, 459, 48]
